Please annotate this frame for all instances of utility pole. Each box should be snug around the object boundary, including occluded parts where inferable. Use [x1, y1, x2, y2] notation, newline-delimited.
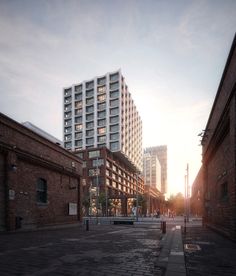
[186, 163, 189, 222]
[136, 173, 139, 222]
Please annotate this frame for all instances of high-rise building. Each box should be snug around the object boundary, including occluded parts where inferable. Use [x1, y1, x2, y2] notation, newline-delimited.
[143, 152, 161, 192]
[63, 70, 143, 172]
[144, 146, 167, 194]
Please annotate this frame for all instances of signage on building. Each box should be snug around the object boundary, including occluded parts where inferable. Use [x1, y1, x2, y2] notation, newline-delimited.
[68, 202, 77, 215]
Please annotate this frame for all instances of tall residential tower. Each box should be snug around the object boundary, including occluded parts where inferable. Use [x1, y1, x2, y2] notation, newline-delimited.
[63, 70, 143, 172]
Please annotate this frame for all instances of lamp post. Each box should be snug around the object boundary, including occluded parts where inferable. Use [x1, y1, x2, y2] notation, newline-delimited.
[136, 173, 139, 222]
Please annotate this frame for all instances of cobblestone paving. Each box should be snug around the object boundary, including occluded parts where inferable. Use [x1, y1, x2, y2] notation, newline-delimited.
[0, 224, 163, 276]
[183, 226, 236, 276]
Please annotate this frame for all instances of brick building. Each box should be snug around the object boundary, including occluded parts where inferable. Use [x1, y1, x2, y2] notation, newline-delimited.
[0, 113, 82, 231]
[76, 147, 144, 217]
[201, 35, 236, 240]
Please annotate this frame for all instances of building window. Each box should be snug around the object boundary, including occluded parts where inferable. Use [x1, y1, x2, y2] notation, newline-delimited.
[86, 114, 94, 121]
[65, 104, 72, 111]
[98, 119, 106, 126]
[86, 98, 94, 105]
[97, 102, 106, 111]
[75, 132, 82, 139]
[97, 143, 106, 148]
[64, 119, 72, 126]
[64, 88, 72, 96]
[65, 141, 72, 148]
[98, 127, 106, 135]
[75, 116, 82, 124]
[86, 129, 94, 136]
[75, 93, 82, 101]
[86, 121, 94, 129]
[98, 110, 106, 118]
[88, 168, 100, 176]
[110, 81, 119, 90]
[110, 73, 119, 82]
[110, 107, 119, 116]
[86, 105, 94, 113]
[97, 135, 106, 143]
[64, 111, 72, 118]
[110, 90, 119, 98]
[75, 124, 83, 131]
[97, 85, 106, 94]
[92, 158, 104, 166]
[75, 108, 82, 116]
[97, 77, 106, 86]
[110, 133, 119, 140]
[75, 140, 82, 147]
[75, 101, 82, 109]
[86, 90, 94, 98]
[88, 150, 100, 158]
[110, 124, 119, 132]
[110, 141, 119, 151]
[97, 94, 106, 102]
[37, 178, 47, 203]
[110, 116, 119, 124]
[75, 84, 82, 93]
[86, 137, 94, 145]
[86, 81, 94, 90]
[64, 134, 72, 141]
[110, 99, 119, 107]
[65, 127, 72, 133]
[77, 152, 84, 159]
[220, 182, 228, 201]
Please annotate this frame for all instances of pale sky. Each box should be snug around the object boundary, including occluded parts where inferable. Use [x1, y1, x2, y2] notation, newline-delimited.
[1, 0, 236, 197]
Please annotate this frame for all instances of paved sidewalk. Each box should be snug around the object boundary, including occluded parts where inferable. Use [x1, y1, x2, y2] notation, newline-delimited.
[183, 224, 236, 276]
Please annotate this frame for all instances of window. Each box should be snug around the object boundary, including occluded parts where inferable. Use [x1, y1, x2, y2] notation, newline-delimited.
[75, 116, 82, 123]
[64, 88, 72, 96]
[86, 114, 94, 121]
[75, 140, 82, 147]
[97, 94, 106, 102]
[92, 159, 104, 166]
[75, 84, 82, 93]
[65, 104, 72, 111]
[97, 143, 106, 148]
[75, 108, 82, 116]
[110, 133, 119, 140]
[110, 141, 119, 151]
[110, 107, 119, 115]
[110, 99, 119, 107]
[110, 116, 119, 124]
[86, 90, 94, 98]
[110, 90, 119, 98]
[86, 129, 94, 136]
[64, 141, 72, 148]
[75, 101, 82, 109]
[97, 135, 106, 143]
[77, 152, 84, 159]
[97, 77, 106, 85]
[97, 85, 106, 94]
[86, 81, 94, 90]
[75, 132, 82, 139]
[86, 137, 94, 144]
[64, 111, 72, 118]
[86, 121, 94, 129]
[64, 119, 72, 126]
[110, 82, 119, 90]
[88, 150, 100, 158]
[110, 124, 119, 132]
[88, 168, 100, 176]
[37, 178, 47, 203]
[97, 102, 106, 111]
[64, 96, 72, 103]
[98, 110, 106, 118]
[65, 127, 72, 133]
[64, 134, 72, 141]
[75, 124, 83, 131]
[86, 98, 94, 105]
[110, 73, 119, 82]
[86, 106, 94, 113]
[98, 119, 106, 126]
[98, 127, 106, 135]
[220, 182, 228, 201]
[75, 93, 82, 101]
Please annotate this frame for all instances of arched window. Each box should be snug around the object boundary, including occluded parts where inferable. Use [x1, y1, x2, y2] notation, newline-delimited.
[36, 178, 47, 203]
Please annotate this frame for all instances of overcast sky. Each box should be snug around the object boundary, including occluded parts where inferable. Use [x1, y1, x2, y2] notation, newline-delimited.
[0, 0, 236, 196]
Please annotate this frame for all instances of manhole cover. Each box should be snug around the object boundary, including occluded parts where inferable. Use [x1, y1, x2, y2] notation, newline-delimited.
[184, 244, 201, 251]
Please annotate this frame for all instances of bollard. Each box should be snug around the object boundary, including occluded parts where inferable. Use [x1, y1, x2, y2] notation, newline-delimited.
[162, 221, 166, 234]
[86, 219, 89, 231]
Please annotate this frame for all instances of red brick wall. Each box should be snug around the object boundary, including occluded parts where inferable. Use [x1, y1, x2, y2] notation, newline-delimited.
[0, 113, 82, 231]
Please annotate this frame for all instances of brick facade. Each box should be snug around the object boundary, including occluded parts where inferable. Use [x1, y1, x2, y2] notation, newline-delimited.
[202, 35, 236, 240]
[0, 113, 82, 231]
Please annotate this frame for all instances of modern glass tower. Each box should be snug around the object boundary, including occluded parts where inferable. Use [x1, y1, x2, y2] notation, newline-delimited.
[63, 70, 143, 172]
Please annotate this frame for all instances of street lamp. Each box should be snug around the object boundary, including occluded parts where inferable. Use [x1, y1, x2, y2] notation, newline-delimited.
[136, 173, 139, 222]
